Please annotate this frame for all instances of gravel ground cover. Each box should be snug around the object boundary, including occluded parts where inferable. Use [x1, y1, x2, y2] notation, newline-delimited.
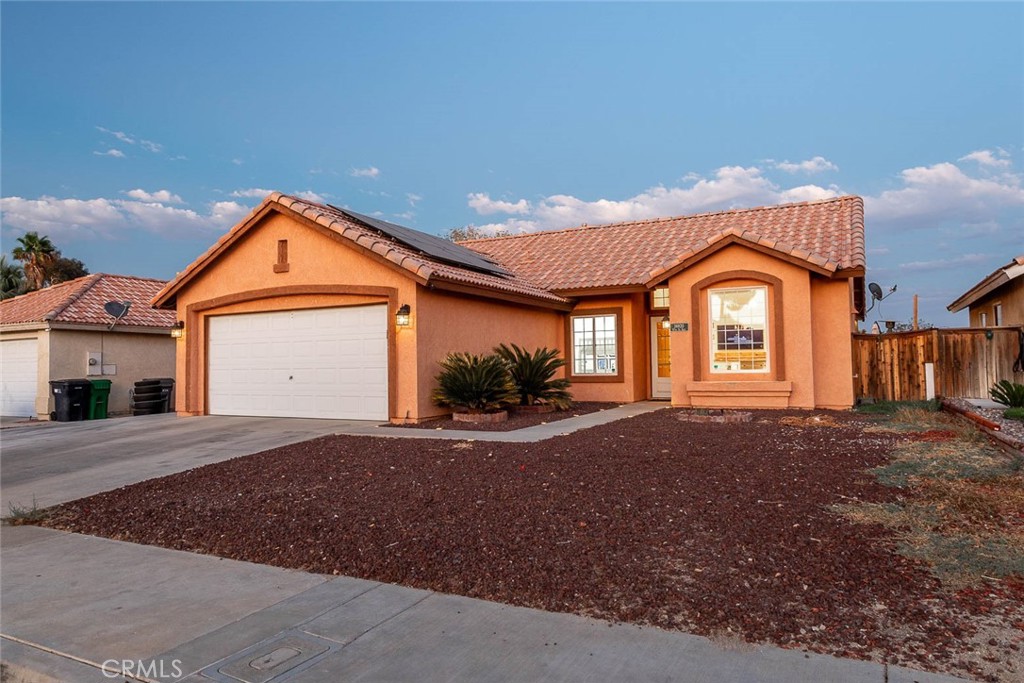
[41, 409, 1024, 681]
[394, 402, 615, 431]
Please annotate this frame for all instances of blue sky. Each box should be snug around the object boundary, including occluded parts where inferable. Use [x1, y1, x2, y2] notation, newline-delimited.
[2, 2, 1021, 326]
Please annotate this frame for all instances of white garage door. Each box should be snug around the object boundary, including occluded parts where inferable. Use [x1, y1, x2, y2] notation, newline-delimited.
[208, 305, 388, 420]
[1, 338, 39, 417]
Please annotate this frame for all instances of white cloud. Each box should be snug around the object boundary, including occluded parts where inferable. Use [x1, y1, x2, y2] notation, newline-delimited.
[124, 189, 183, 204]
[394, 211, 415, 221]
[231, 158, 244, 166]
[778, 184, 842, 203]
[140, 139, 163, 153]
[867, 161, 1024, 223]
[406, 193, 423, 207]
[1, 194, 248, 241]
[466, 165, 840, 234]
[93, 149, 125, 158]
[96, 126, 135, 145]
[775, 156, 839, 174]
[350, 166, 380, 179]
[898, 253, 991, 273]
[230, 188, 274, 199]
[958, 149, 1011, 168]
[467, 193, 531, 215]
[294, 190, 326, 202]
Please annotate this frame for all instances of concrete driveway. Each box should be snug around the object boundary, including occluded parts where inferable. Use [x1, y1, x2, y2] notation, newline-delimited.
[0, 413, 371, 511]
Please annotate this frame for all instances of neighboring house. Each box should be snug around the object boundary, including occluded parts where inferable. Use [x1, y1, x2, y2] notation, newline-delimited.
[153, 193, 865, 422]
[0, 274, 176, 418]
[947, 255, 1024, 327]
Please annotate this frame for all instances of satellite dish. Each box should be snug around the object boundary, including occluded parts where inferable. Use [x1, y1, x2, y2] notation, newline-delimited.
[865, 282, 897, 314]
[103, 301, 131, 329]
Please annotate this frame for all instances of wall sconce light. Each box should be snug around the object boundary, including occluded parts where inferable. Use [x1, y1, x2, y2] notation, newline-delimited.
[660, 315, 670, 329]
[395, 304, 411, 327]
[170, 320, 185, 338]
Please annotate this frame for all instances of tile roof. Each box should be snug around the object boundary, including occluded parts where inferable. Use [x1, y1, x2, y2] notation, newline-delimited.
[153, 193, 571, 309]
[461, 196, 866, 292]
[1, 274, 175, 328]
[947, 254, 1024, 313]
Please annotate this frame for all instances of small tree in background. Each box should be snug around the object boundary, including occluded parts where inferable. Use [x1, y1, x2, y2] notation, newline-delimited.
[0, 256, 25, 299]
[47, 256, 89, 284]
[12, 232, 57, 291]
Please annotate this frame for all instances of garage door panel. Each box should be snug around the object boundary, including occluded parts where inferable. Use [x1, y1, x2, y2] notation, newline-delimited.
[208, 305, 387, 420]
[1, 339, 39, 417]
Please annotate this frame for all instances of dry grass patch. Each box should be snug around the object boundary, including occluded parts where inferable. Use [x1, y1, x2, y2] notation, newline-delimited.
[837, 406, 1024, 587]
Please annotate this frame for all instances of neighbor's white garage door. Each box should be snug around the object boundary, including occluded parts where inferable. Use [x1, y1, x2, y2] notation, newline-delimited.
[207, 306, 388, 420]
[1, 338, 39, 417]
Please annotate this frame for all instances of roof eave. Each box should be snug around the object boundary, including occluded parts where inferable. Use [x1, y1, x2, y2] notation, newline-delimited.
[428, 277, 573, 312]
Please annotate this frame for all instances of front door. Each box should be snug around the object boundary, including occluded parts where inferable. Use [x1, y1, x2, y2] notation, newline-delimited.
[650, 318, 671, 399]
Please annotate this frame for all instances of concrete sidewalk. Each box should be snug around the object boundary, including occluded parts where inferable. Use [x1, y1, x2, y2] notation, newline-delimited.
[0, 525, 969, 683]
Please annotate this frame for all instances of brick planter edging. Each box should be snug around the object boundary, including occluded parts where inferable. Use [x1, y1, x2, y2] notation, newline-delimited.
[452, 410, 509, 424]
[676, 410, 753, 424]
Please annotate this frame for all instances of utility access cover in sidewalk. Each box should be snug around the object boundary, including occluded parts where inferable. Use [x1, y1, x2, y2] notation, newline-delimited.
[206, 632, 337, 683]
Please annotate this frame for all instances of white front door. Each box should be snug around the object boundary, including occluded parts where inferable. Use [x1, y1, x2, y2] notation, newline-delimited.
[1, 338, 39, 417]
[650, 318, 671, 399]
[207, 305, 388, 420]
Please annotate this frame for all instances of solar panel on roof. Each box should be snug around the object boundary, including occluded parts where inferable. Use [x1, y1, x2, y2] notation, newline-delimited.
[328, 206, 513, 277]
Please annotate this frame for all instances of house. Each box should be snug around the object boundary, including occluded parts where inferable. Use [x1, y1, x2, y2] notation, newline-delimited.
[152, 193, 865, 422]
[0, 274, 176, 418]
[947, 255, 1024, 327]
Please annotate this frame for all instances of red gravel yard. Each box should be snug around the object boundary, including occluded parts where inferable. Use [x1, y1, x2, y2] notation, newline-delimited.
[43, 408, 1024, 681]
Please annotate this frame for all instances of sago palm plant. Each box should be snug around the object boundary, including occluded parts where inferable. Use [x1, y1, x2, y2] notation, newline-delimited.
[494, 343, 572, 409]
[431, 352, 517, 413]
[990, 380, 1024, 408]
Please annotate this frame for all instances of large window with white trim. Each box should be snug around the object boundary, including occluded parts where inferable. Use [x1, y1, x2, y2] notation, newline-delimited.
[572, 313, 618, 375]
[709, 286, 769, 373]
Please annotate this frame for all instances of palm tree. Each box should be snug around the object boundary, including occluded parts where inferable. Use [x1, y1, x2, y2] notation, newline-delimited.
[0, 255, 25, 299]
[12, 232, 57, 291]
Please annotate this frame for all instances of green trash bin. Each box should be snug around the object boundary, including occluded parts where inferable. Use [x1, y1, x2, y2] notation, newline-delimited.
[88, 379, 112, 420]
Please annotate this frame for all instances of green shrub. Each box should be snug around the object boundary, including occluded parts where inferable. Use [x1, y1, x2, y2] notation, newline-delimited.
[494, 343, 573, 409]
[990, 380, 1024, 408]
[431, 352, 516, 413]
[1004, 407, 1024, 422]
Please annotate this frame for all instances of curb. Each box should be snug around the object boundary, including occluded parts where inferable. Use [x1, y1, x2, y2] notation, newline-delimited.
[940, 399, 1024, 455]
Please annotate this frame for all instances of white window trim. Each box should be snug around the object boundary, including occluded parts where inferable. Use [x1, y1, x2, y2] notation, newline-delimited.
[709, 285, 770, 374]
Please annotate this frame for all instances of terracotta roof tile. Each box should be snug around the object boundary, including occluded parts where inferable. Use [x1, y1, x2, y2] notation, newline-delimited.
[462, 196, 865, 291]
[1, 274, 175, 328]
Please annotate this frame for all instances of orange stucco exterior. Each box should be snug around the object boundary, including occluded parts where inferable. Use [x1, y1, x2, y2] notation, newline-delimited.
[165, 206, 858, 422]
[665, 243, 855, 409]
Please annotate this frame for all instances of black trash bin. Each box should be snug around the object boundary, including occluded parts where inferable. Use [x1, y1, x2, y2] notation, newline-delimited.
[49, 379, 92, 422]
[132, 378, 175, 415]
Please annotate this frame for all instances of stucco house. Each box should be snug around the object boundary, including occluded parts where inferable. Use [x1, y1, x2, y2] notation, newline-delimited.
[947, 255, 1024, 327]
[0, 274, 176, 418]
[152, 193, 865, 422]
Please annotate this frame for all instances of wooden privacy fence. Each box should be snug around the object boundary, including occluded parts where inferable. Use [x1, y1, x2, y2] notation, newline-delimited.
[852, 327, 1024, 401]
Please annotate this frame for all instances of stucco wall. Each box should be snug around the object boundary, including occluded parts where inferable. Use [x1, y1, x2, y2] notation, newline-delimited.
[666, 243, 855, 409]
[170, 210, 421, 419]
[810, 278, 857, 408]
[47, 329, 176, 415]
[563, 294, 648, 404]
[414, 288, 562, 420]
[968, 277, 1024, 327]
